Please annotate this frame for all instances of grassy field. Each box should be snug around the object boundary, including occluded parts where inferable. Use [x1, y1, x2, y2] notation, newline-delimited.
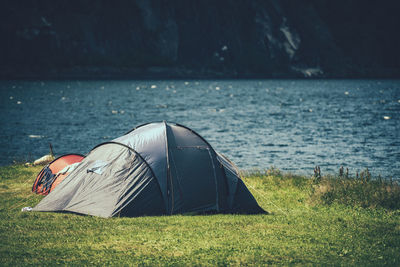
[0, 165, 399, 266]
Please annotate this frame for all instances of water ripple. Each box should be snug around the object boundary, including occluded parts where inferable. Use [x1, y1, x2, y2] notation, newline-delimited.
[0, 79, 399, 178]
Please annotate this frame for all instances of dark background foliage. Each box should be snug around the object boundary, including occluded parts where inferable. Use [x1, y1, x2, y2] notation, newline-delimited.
[1, 0, 400, 78]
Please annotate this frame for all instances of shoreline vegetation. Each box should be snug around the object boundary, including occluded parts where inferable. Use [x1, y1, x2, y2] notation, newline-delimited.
[1, 164, 399, 265]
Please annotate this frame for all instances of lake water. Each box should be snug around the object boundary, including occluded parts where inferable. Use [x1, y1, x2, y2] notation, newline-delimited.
[1, 79, 399, 178]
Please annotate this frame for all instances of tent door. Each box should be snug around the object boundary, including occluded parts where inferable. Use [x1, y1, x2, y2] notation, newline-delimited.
[169, 146, 218, 213]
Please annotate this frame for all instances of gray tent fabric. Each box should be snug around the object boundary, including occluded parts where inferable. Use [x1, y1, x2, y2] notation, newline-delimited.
[216, 152, 239, 209]
[113, 123, 169, 211]
[33, 122, 266, 217]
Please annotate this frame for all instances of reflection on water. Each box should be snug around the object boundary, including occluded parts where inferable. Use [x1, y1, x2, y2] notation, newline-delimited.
[0, 79, 399, 177]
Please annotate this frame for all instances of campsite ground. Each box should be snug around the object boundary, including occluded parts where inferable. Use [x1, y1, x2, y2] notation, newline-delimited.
[0, 165, 399, 266]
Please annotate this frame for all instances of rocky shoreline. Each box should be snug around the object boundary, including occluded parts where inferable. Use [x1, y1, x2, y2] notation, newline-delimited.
[2, 65, 400, 80]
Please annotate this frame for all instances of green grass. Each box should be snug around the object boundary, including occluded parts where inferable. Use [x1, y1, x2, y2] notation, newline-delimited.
[1, 165, 399, 266]
[311, 171, 400, 210]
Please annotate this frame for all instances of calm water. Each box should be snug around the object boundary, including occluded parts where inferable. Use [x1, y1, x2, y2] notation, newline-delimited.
[1, 80, 399, 177]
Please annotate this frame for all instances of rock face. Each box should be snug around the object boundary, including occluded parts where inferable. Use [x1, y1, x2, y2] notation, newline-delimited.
[1, 0, 399, 78]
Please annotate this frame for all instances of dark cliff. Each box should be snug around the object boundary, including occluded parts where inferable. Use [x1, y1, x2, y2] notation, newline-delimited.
[1, 0, 400, 79]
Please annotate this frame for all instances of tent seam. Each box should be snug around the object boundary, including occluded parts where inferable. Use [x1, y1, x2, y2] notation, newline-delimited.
[164, 121, 173, 214]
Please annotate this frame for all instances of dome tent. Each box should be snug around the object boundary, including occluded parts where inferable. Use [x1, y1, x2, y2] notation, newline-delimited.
[33, 122, 265, 217]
